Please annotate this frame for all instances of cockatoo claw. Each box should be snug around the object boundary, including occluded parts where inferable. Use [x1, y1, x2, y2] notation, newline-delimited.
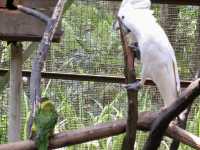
[160, 106, 167, 112]
[128, 42, 141, 60]
[123, 81, 141, 91]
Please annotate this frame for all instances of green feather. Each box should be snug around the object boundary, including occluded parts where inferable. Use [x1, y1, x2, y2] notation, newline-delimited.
[34, 98, 58, 150]
[36, 130, 49, 150]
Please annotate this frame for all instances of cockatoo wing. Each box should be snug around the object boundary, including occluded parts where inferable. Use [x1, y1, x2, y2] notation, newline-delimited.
[140, 36, 180, 106]
[150, 48, 180, 106]
[156, 33, 181, 96]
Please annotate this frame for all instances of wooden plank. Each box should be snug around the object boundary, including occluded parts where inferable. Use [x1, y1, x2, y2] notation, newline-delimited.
[0, 31, 63, 42]
[103, 0, 200, 6]
[0, 0, 62, 42]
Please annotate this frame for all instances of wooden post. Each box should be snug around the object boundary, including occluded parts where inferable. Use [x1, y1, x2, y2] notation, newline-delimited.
[8, 43, 23, 142]
[118, 18, 138, 150]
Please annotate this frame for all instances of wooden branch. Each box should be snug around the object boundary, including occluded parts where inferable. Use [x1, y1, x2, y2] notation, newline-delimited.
[118, 18, 138, 150]
[166, 121, 200, 149]
[1, 111, 200, 150]
[17, 5, 50, 23]
[143, 79, 200, 150]
[27, 0, 65, 135]
[29, 0, 66, 106]
[169, 105, 191, 150]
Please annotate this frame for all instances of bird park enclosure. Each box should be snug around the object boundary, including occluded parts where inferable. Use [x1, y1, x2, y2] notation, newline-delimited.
[0, 0, 200, 150]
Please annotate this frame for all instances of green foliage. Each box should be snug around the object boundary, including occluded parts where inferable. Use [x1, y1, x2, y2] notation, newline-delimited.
[0, 114, 7, 144]
[56, 87, 83, 131]
[58, 2, 122, 75]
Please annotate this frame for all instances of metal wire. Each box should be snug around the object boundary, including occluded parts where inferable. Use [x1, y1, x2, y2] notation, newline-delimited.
[0, 1, 200, 150]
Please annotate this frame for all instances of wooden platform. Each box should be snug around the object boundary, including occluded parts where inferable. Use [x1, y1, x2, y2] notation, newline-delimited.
[0, 0, 62, 42]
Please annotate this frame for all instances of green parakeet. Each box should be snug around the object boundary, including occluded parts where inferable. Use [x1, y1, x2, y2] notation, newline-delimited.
[34, 97, 58, 150]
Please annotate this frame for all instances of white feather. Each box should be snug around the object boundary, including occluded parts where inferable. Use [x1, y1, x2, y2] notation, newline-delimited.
[118, 0, 180, 106]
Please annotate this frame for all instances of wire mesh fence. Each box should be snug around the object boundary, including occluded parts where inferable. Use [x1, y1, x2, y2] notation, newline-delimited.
[0, 1, 200, 150]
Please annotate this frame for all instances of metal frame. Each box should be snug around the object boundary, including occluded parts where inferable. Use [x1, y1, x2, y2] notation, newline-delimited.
[0, 69, 191, 87]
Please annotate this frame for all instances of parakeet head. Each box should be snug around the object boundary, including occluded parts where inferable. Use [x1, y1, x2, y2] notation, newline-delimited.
[40, 97, 49, 102]
[31, 122, 37, 136]
[40, 97, 56, 112]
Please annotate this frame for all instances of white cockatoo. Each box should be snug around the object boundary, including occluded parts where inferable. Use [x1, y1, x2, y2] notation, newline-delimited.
[117, 0, 181, 107]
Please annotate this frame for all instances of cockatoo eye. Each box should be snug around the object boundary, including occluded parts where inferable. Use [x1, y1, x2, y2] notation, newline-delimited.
[122, 16, 125, 19]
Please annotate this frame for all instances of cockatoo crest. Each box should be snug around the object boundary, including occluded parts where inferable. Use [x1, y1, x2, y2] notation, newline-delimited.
[121, 0, 151, 9]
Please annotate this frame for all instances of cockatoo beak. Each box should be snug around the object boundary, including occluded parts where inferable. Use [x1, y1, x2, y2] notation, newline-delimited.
[112, 20, 120, 31]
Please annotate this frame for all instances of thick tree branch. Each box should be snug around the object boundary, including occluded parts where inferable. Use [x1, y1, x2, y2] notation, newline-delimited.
[118, 17, 138, 150]
[1, 111, 200, 150]
[143, 79, 200, 150]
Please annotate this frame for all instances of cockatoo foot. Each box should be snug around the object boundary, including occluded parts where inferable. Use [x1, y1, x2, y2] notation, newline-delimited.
[160, 106, 167, 112]
[123, 81, 141, 91]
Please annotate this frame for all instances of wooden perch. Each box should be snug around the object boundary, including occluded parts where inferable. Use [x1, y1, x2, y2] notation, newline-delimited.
[143, 79, 200, 150]
[1, 111, 200, 150]
[118, 18, 138, 150]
